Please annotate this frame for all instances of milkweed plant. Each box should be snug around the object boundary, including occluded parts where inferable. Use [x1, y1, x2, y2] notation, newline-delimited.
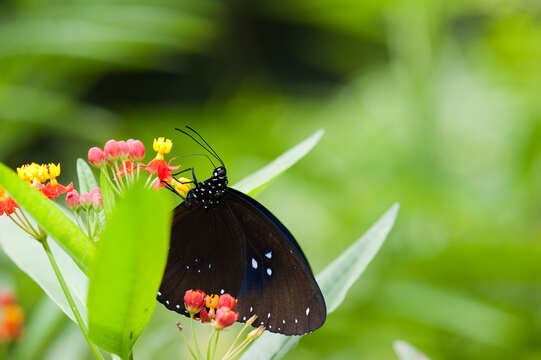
[0, 129, 402, 360]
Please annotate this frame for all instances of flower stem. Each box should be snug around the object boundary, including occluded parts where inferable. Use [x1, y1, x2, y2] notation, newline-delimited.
[41, 237, 105, 360]
[206, 329, 217, 360]
[190, 316, 203, 359]
[223, 324, 248, 358]
[180, 327, 198, 360]
[212, 330, 220, 360]
[7, 213, 34, 236]
[222, 337, 252, 360]
[17, 209, 40, 236]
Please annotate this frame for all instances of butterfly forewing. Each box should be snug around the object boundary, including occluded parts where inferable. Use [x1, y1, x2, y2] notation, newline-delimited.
[158, 202, 245, 312]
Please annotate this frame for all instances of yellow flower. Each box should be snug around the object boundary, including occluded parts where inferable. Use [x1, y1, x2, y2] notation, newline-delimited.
[47, 163, 61, 185]
[205, 294, 219, 309]
[152, 137, 173, 160]
[172, 178, 192, 197]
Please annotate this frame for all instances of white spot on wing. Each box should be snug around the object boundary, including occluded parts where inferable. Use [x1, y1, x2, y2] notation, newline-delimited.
[220, 289, 225, 294]
[166, 300, 169, 305]
[265, 251, 272, 259]
[186, 265, 190, 270]
[267, 268, 272, 276]
[250, 306, 253, 312]
[267, 313, 271, 318]
[243, 316, 246, 321]
[306, 307, 310, 316]
[282, 320, 286, 324]
[157, 291, 162, 296]
[176, 304, 180, 309]
[251, 258, 258, 269]
[295, 319, 298, 324]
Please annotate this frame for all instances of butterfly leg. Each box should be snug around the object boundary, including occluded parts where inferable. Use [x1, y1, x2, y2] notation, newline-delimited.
[173, 167, 199, 185]
[160, 180, 186, 200]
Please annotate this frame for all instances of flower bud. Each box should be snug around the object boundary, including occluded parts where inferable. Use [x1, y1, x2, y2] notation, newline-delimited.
[184, 289, 206, 316]
[247, 326, 265, 340]
[214, 307, 239, 330]
[117, 140, 130, 159]
[90, 187, 102, 209]
[245, 315, 257, 327]
[65, 190, 80, 209]
[127, 139, 145, 161]
[218, 293, 238, 310]
[88, 147, 106, 167]
[79, 192, 92, 208]
[104, 140, 121, 160]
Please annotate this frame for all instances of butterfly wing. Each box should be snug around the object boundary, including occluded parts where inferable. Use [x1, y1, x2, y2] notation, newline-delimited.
[224, 188, 326, 335]
[158, 201, 245, 314]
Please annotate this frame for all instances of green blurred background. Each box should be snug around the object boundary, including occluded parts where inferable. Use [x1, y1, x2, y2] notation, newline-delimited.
[1, 0, 541, 358]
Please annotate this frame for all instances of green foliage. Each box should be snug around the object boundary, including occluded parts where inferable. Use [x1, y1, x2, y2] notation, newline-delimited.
[0, 163, 95, 273]
[87, 182, 170, 357]
[76, 159, 99, 194]
[233, 129, 324, 196]
[242, 204, 399, 359]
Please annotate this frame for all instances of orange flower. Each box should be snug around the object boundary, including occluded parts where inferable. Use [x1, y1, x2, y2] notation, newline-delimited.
[144, 137, 180, 181]
[0, 186, 18, 216]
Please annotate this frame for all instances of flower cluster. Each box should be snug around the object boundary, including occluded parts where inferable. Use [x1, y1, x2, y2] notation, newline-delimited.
[16, 163, 73, 200]
[184, 290, 240, 329]
[66, 187, 102, 210]
[87, 137, 192, 196]
[180, 290, 264, 360]
[2, 162, 73, 241]
[0, 289, 24, 344]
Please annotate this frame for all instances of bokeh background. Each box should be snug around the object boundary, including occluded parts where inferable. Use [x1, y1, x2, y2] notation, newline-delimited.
[1, 0, 541, 359]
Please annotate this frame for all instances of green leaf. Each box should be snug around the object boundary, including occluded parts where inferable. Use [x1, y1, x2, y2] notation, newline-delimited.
[0, 163, 95, 273]
[393, 340, 431, 360]
[240, 204, 399, 360]
[0, 215, 88, 324]
[76, 158, 98, 194]
[233, 129, 324, 196]
[87, 182, 171, 357]
[100, 169, 116, 220]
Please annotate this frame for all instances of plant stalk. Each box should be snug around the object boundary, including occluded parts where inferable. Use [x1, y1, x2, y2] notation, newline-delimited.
[41, 237, 105, 360]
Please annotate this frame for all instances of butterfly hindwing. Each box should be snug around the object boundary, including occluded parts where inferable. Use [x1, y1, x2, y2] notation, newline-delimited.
[224, 188, 326, 335]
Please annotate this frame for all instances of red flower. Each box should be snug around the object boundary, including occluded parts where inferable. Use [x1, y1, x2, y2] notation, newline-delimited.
[88, 147, 106, 167]
[184, 290, 206, 316]
[0, 197, 18, 217]
[116, 160, 139, 179]
[218, 293, 238, 311]
[199, 308, 212, 323]
[214, 307, 239, 330]
[0, 290, 15, 307]
[117, 140, 130, 159]
[144, 158, 180, 181]
[41, 182, 74, 200]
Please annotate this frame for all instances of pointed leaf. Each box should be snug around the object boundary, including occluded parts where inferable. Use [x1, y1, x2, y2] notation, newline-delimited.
[0, 163, 95, 273]
[0, 216, 88, 324]
[233, 129, 324, 196]
[241, 204, 400, 360]
[87, 182, 170, 357]
[393, 340, 431, 360]
[100, 169, 116, 220]
[76, 158, 98, 194]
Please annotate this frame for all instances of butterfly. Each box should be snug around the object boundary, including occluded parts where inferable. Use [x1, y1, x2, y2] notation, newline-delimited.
[157, 126, 326, 335]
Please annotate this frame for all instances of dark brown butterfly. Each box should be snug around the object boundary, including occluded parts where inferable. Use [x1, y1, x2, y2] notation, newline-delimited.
[157, 126, 326, 335]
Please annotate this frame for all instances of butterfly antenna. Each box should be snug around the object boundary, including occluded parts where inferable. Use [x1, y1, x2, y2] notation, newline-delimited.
[184, 126, 224, 166]
[174, 128, 224, 166]
[175, 152, 216, 168]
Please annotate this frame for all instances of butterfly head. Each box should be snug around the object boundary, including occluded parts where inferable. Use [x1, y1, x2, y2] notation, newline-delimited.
[213, 166, 227, 178]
